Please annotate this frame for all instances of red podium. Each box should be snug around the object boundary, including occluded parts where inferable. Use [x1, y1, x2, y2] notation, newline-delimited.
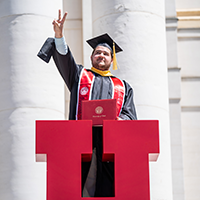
[36, 120, 159, 200]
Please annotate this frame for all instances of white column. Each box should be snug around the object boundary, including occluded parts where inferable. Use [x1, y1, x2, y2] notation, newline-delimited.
[0, 1, 64, 200]
[92, 0, 173, 199]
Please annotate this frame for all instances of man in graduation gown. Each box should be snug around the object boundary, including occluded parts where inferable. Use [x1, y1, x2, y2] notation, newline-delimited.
[38, 10, 137, 197]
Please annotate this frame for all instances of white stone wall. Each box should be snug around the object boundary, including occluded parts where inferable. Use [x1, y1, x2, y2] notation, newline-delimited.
[176, 0, 200, 9]
[176, 5, 200, 199]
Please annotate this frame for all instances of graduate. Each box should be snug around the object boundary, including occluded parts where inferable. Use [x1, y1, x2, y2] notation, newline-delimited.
[38, 10, 137, 197]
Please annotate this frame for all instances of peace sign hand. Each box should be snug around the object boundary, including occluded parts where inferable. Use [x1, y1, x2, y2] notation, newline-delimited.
[52, 9, 68, 38]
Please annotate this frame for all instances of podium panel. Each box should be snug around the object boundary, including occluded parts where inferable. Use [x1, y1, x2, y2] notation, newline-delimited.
[103, 120, 159, 199]
[36, 120, 159, 200]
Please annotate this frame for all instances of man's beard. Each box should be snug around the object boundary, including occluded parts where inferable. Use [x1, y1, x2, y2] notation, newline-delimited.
[92, 60, 111, 71]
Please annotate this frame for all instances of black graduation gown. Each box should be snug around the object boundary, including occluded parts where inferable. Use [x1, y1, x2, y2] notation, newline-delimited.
[38, 38, 137, 197]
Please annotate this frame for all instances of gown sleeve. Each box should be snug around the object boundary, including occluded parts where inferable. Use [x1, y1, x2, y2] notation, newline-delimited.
[119, 81, 137, 120]
[37, 37, 82, 91]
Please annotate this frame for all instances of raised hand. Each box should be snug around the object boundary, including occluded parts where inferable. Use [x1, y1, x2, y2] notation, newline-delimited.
[52, 9, 68, 38]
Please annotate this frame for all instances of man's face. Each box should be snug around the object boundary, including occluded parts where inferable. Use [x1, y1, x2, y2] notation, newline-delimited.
[91, 46, 113, 71]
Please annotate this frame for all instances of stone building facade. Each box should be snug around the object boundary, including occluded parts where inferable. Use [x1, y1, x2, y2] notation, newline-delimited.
[0, 0, 199, 199]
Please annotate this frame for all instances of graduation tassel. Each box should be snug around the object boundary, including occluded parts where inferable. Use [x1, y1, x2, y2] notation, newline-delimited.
[113, 42, 118, 70]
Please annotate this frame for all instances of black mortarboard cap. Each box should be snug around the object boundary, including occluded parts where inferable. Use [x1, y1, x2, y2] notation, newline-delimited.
[86, 33, 123, 53]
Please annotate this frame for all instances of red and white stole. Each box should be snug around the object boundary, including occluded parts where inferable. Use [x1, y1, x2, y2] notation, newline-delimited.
[76, 68, 125, 120]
